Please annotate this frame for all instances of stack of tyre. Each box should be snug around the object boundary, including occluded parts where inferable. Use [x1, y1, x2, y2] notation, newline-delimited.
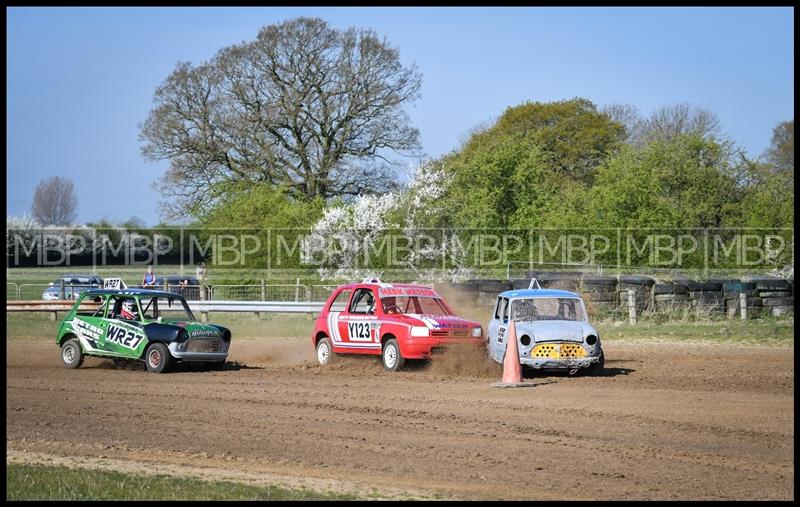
[674, 279, 725, 315]
[472, 279, 511, 308]
[617, 275, 656, 312]
[525, 271, 581, 292]
[750, 277, 794, 317]
[652, 282, 690, 312]
[579, 276, 619, 312]
[721, 280, 758, 318]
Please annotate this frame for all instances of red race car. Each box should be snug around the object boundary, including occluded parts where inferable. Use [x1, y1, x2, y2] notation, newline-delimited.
[312, 278, 483, 371]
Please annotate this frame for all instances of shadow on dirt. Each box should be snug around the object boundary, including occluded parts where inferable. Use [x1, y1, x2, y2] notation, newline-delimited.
[522, 366, 636, 379]
[95, 359, 261, 373]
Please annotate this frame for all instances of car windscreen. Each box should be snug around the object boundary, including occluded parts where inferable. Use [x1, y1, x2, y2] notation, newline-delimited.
[382, 296, 452, 315]
[139, 296, 195, 320]
[510, 298, 585, 322]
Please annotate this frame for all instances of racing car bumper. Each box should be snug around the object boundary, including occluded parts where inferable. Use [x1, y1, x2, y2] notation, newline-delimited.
[400, 336, 484, 359]
[520, 356, 599, 369]
[168, 342, 228, 362]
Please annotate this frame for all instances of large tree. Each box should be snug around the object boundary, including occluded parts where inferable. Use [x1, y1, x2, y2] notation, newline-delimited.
[141, 17, 422, 218]
[30, 176, 78, 226]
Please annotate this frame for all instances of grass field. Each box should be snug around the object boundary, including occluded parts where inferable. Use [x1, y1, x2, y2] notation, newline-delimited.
[6, 463, 360, 501]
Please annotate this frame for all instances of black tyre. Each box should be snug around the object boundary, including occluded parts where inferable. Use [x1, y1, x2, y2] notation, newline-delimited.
[581, 276, 617, 285]
[653, 283, 688, 295]
[618, 275, 656, 286]
[762, 297, 794, 307]
[581, 284, 618, 293]
[722, 281, 755, 293]
[583, 292, 618, 302]
[382, 338, 405, 372]
[757, 291, 792, 298]
[61, 338, 84, 369]
[477, 281, 512, 293]
[510, 279, 532, 290]
[755, 280, 791, 292]
[316, 336, 334, 366]
[618, 283, 649, 292]
[145, 342, 171, 373]
[587, 350, 605, 376]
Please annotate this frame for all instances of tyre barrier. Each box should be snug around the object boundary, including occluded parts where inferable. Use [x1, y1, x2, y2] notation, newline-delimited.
[443, 274, 792, 320]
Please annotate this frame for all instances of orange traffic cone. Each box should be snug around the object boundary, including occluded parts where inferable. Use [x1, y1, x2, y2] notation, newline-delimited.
[491, 320, 534, 388]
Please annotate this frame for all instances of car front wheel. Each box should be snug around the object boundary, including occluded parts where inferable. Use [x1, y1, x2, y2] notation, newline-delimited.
[382, 338, 404, 372]
[587, 350, 605, 376]
[145, 343, 171, 373]
[61, 339, 84, 369]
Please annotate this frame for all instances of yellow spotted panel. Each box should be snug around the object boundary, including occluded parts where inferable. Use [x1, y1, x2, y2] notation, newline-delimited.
[531, 343, 586, 359]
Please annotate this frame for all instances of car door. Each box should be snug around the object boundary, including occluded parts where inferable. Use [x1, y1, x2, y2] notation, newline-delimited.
[69, 294, 110, 353]
[100, 296, 148, 358]
[489, 297, 510, 362]
[325, 289, 351, 348]
[340, 288, 379, 349]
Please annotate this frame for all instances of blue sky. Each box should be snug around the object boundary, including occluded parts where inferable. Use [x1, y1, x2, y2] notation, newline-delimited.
[6, 7, 794, 225]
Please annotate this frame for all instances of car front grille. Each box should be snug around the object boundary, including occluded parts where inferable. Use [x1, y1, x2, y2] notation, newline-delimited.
[531, 343, 587, 359]
[185, 338, 222, 353]
[431, 330, 470, 337]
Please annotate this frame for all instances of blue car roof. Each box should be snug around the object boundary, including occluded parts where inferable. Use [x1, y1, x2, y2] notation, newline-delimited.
[498, 288, 581, 299]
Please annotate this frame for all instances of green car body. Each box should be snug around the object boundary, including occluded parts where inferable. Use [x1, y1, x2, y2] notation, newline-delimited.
[56, 289, 231, 373]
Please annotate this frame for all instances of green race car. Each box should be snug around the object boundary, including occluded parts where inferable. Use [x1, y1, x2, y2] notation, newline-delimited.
[56, 289, 231, 373]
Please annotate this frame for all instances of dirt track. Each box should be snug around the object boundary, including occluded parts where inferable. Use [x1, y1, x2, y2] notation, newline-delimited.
[6, 339, 795, 500]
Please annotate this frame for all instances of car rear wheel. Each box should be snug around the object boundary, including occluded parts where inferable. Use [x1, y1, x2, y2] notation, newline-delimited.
[316, 337, 334, 366]
[145, 343, 171, 373]
[382, 338, 404, 372]
[61, 339, 84, 369]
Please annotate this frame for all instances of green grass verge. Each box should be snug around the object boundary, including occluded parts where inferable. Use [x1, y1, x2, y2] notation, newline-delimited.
[597, 318, 794, 346]
[6, 462, 361, 501]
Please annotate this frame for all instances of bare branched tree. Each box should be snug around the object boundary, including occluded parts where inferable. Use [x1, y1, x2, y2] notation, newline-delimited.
[603, 102, 728, 150]
[601, 103, 647, 147]
[140, 17, 422, 219]
[643, 103, 723, 143]
[30, 176, 78, 226]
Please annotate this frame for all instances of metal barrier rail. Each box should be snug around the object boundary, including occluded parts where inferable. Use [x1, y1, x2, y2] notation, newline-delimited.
[185, 300, 325, 313]
[6, 299, 326, 316]
[7, 282, 19, 300]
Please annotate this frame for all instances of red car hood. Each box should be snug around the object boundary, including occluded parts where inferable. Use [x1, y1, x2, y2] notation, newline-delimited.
[394, 314, 479, 330]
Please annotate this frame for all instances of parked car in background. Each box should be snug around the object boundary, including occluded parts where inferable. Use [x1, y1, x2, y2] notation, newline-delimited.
[486, 281, 604, 376]
[41, 274, 104, 301]
[140, 275, 201, 300]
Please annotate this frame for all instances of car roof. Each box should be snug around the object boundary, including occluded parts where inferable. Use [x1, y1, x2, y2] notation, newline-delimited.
[82, 288, 183, 298]
[334, 281, 436, 292]
[499, 288, 581, 299]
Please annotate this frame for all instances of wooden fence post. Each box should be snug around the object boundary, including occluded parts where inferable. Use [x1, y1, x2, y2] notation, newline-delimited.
[739, 292, 747, 321]
[627, 289, 637, 324]
[200, 283, 208, 323]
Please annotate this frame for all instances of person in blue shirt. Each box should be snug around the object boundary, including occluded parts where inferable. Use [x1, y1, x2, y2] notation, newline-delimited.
[142, 266, 156, 287]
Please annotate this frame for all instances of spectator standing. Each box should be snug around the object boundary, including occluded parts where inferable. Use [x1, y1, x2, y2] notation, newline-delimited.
[142, 265, 156, 288]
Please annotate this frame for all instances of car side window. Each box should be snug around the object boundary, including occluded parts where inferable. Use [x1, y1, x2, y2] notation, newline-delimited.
[494, 297, 508, 322]
[329, 290, 352, 312]
[75, 295, 106, 317]
[349, 288, 376, 315]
